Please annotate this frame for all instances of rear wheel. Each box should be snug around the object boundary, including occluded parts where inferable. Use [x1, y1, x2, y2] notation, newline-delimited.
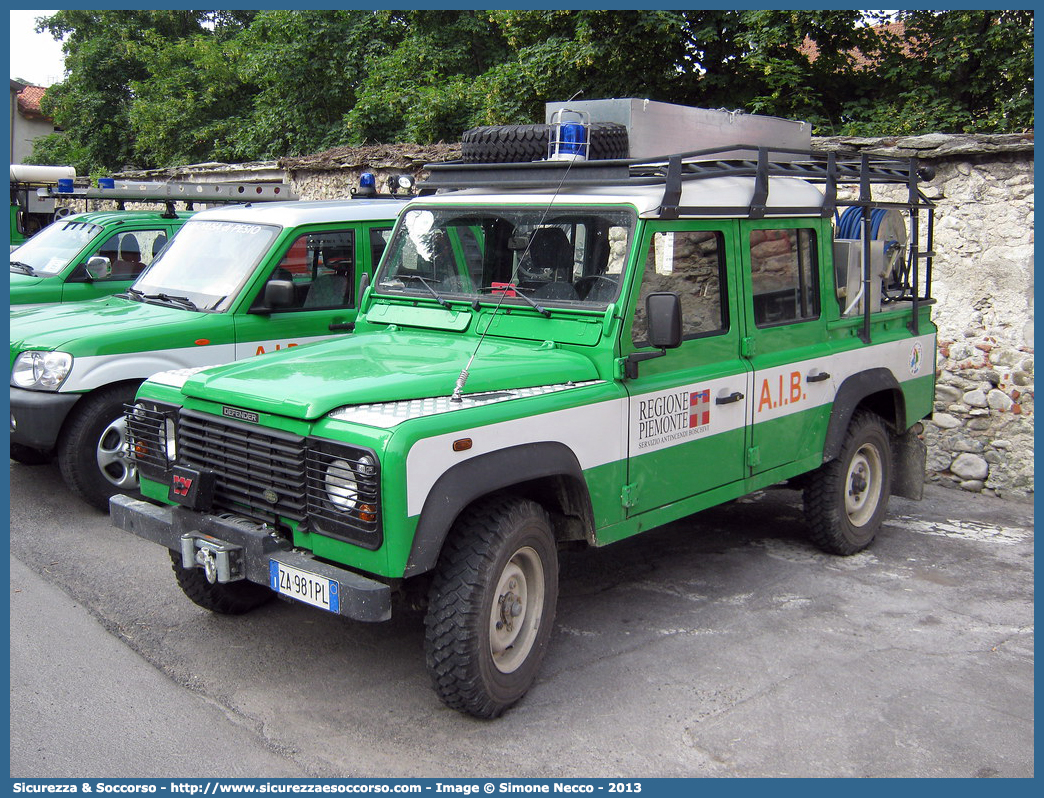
[168, 550, 274, 615]
[57, 384, 140, 511]
[804, 411, 892, 554]
[424, 496, 559, 718]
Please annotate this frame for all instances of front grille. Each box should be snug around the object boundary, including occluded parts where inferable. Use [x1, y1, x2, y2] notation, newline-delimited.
[125, 401, 178, 480]
[178, 409, 307, 526]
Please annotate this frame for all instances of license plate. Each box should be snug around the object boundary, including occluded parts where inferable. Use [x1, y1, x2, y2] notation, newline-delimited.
[269, 560, 340, 614]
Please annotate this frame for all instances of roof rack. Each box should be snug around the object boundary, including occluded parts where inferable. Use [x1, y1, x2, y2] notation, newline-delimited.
[422, 143, 937, 344]
[421, 144, 936, 220]
[37, 180, 298, 216]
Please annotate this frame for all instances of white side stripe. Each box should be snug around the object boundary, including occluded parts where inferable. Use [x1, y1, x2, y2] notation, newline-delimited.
[404, 397, 628, 516]
[403, 333, 935, 518]
[60, 334, 344, 393]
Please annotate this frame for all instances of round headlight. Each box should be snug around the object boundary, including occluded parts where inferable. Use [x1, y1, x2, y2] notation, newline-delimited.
[11, 351, 74, 390]
[325, 459, 360, 511]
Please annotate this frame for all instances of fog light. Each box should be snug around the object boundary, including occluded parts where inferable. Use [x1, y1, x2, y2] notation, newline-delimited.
[389, 174, 415, 194]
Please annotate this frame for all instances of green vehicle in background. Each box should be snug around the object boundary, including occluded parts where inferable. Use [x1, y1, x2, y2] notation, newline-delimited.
[10, 180, 296, 307]
[10, 190, 409, 510]
[10, 164, 77, 247]
[110, 104, 940, 719]
[11, 209, 192, 307]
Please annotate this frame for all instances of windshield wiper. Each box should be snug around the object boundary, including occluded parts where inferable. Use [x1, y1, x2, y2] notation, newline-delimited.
[477, 285, 551, 317]
[117, 287, 146, 302]
[10, 261, 35, 276]
[141, 292, 199, 311]
[397, 274, 451, 309]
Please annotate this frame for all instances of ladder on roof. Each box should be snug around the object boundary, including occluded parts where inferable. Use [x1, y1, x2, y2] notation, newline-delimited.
[37, 180, 297, 211]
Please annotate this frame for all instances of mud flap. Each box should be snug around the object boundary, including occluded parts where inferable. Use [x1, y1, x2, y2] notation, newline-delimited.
[892, 424, 926, 500]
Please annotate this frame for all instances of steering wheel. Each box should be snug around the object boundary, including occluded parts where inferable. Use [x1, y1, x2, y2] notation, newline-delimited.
[574, 275, 618, 300]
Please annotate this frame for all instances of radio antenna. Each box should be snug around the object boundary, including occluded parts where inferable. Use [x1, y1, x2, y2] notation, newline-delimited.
[451, 95, 587, 403]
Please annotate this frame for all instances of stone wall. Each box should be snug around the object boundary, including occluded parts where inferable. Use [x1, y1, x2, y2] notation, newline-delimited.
[927, 155, 1033, 499]
[117, 133, 1035, 498]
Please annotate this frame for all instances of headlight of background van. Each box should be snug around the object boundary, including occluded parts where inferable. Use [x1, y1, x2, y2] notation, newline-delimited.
[11, 351, 74, 390]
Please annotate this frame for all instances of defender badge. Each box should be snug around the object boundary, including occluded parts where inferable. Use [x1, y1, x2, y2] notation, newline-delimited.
[223, 406, 259, 423]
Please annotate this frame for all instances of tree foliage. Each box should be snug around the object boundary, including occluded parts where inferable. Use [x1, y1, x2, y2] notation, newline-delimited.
[31, 10, 1033, 173]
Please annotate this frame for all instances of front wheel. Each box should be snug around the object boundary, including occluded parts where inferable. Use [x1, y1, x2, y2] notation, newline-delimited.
[803, 411, 892, 555]
[424, 496, 559, 718]
[57, 384, 140, 511]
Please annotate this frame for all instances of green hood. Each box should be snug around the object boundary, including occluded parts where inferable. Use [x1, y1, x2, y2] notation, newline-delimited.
[10, 296, 208, 359]
[181, 330, 598, 420]
[9, 272, 46, 288]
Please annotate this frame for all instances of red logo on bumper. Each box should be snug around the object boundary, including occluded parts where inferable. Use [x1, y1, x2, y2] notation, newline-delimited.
[172, 474, 194, 497]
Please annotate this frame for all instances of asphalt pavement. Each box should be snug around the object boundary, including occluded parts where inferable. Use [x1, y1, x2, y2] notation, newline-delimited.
[8, 459, 1034, 778]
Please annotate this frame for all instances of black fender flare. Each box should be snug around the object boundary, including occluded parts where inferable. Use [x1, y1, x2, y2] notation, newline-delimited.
[823, 368, 907, 462]
[403, 441, 590, 577]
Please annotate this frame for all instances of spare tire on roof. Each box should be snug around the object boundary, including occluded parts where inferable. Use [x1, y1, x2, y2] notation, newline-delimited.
[460, 122, 629, 163]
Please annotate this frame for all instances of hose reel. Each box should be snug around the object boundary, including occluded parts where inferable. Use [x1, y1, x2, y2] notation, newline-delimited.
[837, 206, 909, 292]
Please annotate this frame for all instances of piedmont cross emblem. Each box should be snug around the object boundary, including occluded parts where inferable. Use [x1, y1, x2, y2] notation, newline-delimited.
[689, 389, 711, 427]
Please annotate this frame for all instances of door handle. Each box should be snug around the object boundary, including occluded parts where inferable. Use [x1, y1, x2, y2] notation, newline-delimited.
[329, 321, 355, 331]
[806, 371, 831, 383]
[716, 391, 744, 405]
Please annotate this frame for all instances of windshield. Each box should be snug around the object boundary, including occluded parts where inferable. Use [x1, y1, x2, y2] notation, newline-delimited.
[10, 219, 103, 276]
[375, 206, 636, 310]
[131, 220, 279, 312]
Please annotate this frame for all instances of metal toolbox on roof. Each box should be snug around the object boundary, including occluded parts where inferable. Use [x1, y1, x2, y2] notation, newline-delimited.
[545, 98, 812, 160]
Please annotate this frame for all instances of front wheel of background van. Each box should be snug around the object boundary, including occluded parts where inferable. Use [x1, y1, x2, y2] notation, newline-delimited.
[57, 383, 141, 512]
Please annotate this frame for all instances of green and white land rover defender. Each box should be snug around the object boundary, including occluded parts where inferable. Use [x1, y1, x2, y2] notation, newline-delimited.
[111, 116, 937, 718]
[11, 194, 406, 510]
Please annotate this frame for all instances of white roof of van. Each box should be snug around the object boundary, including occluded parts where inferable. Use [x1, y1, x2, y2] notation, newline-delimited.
[190, 198, 407, 227]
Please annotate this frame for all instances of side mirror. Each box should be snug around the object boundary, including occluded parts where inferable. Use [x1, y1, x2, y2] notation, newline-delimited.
[85, 256, 111, 281]
[645, 292, 683, 349]
[263, 279, 296, 310]
[358, 271, 370, 297]
[624, 292, 683, 379]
